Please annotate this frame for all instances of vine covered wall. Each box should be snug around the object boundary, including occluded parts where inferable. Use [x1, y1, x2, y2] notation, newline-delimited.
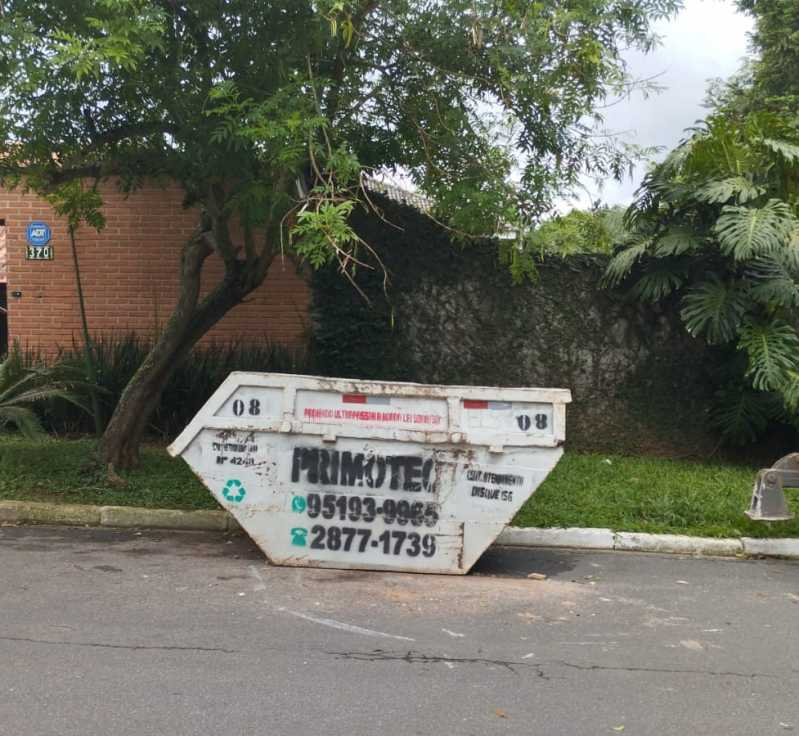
[312, 198, 718, 455]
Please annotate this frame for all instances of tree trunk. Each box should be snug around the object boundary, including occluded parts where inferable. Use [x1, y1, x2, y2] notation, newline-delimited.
[97, 224, 271, 470]
[96, 323, 194, 469]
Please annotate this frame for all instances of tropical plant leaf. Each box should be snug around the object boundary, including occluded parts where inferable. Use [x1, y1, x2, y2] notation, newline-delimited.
[747, 256, 799, 307]
[602, 238, 651, 287]
[780, 371, 799, 413]
[696, 176, 764, 204]
[738, 318, 799, 391]
[714, 199, 796, 261]
[0, 346, 94, 437]
[760, 138, 799, 163]
[708, 384, 781, 445]
[0, 405, 44, 438]
[680, 277, 749, 344]
[654, 227, 702, 256]
[629, 265, 685, 302]
[5, 387, 92, 413]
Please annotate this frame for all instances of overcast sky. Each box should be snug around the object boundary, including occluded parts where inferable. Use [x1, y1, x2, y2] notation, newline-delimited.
[566, 0, 754, 209]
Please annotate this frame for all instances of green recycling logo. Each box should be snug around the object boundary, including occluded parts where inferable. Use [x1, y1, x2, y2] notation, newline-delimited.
[222, 479, 246, 503]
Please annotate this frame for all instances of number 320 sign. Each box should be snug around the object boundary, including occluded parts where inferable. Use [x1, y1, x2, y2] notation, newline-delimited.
[26, 221, 53, 260]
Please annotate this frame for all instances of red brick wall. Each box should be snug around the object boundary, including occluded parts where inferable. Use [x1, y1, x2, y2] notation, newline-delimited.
[0, 181, 311, 356]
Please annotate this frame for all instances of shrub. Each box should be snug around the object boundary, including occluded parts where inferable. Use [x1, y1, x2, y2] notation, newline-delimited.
[30, 334, 309, 438]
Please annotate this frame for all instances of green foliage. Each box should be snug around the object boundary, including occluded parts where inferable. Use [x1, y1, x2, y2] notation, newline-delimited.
[1, 0, 686, 460]
[738, 318, 799, 391]
[714, 200, 796, 260]
[735, 0, 799, 104]
[654, 227, 703, 256]
[529, 206, 628, 257]
[0, 345, 92, 438]
[50, 1, 166, 80]
[707, 384, 779, 445]
[603, 237, 651, 287]
[38, 334, 309, 438]
[628, 264, 685, 302]
[0, 0, 683, 273]
[680, 277, 749, 344]
[608, 107, 799, 442]
[697, 176, 764, 205]
[605, 0, 799, 445]
[292, 199, 361, 268]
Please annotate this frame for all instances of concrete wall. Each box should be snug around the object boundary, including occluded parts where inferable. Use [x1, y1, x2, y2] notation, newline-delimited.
[312, 201, 718, 455]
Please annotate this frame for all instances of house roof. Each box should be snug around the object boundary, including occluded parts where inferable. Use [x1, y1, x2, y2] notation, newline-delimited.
[367, 179, 433, 213]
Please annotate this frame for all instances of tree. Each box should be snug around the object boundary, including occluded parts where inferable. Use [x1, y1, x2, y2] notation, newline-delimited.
[604, 0, 799, 444]
[0, 0, 680, 469]
[528, 205, 627, 257]
[736, 0, 799, 104]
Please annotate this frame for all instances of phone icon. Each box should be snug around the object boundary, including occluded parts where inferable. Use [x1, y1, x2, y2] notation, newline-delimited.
[290, 528, 308, 547]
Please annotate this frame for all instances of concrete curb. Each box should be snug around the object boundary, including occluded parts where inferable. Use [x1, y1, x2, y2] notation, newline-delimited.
[496, 526, 798, 559]
[2, 500, 798, 560]
[613, 532, 743, 557]
[498, 526, 615, 550]
[0, 500, 237, 533]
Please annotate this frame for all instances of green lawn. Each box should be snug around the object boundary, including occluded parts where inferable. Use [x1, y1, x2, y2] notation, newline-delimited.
[0, 437, 796, 538]
[515, 452, 799, 539]
[0, 437, 213, 511]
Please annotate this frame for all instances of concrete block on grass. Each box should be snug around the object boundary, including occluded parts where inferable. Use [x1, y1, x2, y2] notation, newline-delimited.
[497, 526, 615, 549]
[99, 506, 227, 531]
[614, 532, 742, 556]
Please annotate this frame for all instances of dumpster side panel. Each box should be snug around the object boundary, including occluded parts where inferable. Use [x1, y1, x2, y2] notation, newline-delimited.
[171, 373, 571, 574]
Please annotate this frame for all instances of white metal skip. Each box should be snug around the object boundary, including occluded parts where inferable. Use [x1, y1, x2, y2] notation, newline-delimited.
[168, 373, 571, 574]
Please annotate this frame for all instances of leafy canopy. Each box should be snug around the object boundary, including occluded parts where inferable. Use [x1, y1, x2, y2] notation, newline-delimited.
[528, 205, 628, 257]
[1, 0, 681, 276]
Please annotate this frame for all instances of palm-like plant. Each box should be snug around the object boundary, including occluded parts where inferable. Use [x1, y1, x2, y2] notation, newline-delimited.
[0, 346, 92, 438]
[605, 111, 799, 442]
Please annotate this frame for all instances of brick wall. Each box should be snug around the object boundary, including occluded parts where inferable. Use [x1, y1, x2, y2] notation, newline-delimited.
[0, 181, 311, 356]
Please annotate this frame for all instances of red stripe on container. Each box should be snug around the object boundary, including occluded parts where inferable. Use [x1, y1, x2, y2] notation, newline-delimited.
[342, 394, 367, 404]
[463, 400, 488, 410]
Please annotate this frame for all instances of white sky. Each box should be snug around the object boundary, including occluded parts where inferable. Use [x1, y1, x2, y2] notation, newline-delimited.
[566, 0, 753, 209]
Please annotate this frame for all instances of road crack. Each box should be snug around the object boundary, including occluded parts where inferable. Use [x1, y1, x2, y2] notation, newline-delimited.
[0, 635, 239, 654]
[328, 649, 785, 681]
[555, 660, 781, 680]
[329, 649, 546, 676]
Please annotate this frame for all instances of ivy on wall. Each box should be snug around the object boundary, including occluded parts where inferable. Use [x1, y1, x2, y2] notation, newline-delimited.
[311, 196, 741, 456]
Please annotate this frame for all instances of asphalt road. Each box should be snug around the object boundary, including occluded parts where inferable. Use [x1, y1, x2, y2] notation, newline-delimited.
[1, 525, 798, 736]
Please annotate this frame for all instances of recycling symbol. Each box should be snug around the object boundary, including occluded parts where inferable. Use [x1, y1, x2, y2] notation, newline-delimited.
[222, 479, 246, 503]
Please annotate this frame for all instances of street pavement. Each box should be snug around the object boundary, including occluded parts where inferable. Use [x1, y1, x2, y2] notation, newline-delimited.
[1, 525, 798, 736]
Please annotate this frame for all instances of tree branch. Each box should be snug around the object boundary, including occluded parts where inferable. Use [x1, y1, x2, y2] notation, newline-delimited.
[205, 183, 240, 273]
[86, 121, 178, 150]
[324, 0, 380, 123]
